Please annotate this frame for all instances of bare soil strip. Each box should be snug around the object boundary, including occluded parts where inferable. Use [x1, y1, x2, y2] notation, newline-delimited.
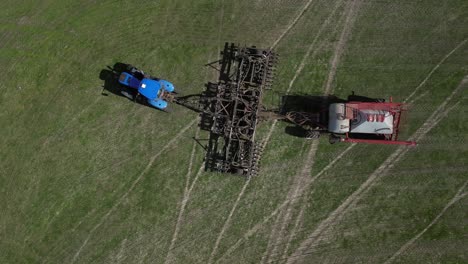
[71, 119, 197, 263]
[287, 76, 468, 263]
[384, 181, 468, 264]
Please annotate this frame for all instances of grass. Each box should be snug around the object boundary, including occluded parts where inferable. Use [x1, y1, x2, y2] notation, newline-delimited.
[1, 0, 467, 263]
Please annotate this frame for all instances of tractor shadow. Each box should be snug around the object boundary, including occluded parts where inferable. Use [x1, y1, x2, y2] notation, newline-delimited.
[98, 63, 151, 108]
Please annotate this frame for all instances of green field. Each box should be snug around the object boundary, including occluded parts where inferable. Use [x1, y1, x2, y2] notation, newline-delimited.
[1, 0, 467, 263]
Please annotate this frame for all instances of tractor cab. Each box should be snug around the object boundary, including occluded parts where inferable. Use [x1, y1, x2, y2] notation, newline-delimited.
[118, 69, 176, 111]
[119, 72, 141, 89]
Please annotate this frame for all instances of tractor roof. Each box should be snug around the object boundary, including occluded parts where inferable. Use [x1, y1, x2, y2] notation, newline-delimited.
[138, 78, 161, 100]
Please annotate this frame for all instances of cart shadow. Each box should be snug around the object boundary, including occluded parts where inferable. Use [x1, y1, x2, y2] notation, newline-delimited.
[279, 94, 344, 114]
[280, 94, 345, 138]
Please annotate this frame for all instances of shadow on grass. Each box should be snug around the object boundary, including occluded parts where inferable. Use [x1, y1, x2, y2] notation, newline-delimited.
[98, 62, 151, 108]
[280, 94, 344, 138]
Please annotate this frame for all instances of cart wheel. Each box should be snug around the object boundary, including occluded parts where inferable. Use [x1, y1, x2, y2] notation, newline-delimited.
[305, 130, 320, 140]
[236, 168, 245, 175]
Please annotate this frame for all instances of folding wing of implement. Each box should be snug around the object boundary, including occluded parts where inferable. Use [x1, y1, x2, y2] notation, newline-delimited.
[199, 43, 278, 176]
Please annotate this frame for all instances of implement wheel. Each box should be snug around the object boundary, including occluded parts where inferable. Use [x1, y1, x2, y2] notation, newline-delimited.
[305, 130, 320, 140]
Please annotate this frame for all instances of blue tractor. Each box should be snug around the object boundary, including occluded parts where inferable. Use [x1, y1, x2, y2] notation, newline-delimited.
[117, 65, 177, 111]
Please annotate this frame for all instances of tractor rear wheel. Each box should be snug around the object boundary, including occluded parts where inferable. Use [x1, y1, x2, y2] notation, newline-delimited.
[125, 64, 135, 72]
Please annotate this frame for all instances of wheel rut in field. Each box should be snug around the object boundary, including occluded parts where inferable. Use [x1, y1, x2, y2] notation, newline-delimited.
[209, 1, 343, 262]
[265, 0, 361, 262]
[71, 119, 197, 263]
[384, 180, 468, 264]
[287, 76, 468, 263]
[164, 127, 201, 264]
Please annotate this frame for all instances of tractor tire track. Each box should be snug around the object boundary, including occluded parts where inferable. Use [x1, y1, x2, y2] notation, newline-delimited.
[36, 106, 142, 244]
[114, 238, 128, 264]
[21, 95, 103, 210]
[100, 144, 354, 264]
[404, 37, 468, 103]
[209, 2, 343, 262]
[323, 0, 362, 94]
[286, 76, 468, 264]
[164, 127, 200, 264]
[263, 0, 343, 146]
[384, 181, 468, 264]
[208, 177, 252, 264]
[270, 0, 317, 49]
[264, 141, 319, 263]
[410, 76, 467, 141]
[117, 80, 463, 263]
[163, 7, 222, 254]
[278, 144, 357, 258]
[153, 163, 204, 261]
[71, 118, 197, 263]
[230, 12, 355, 258]
[216, 0, 225, 56]
[288, 148, 408, 263]
[260, 199, 288, 264]
[281, 204, 306, 260]
[216, 143, 355, 263]
[39, 123, 119, 238]
[215, 201, 289, 263]
[266, 0, 360, 260]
